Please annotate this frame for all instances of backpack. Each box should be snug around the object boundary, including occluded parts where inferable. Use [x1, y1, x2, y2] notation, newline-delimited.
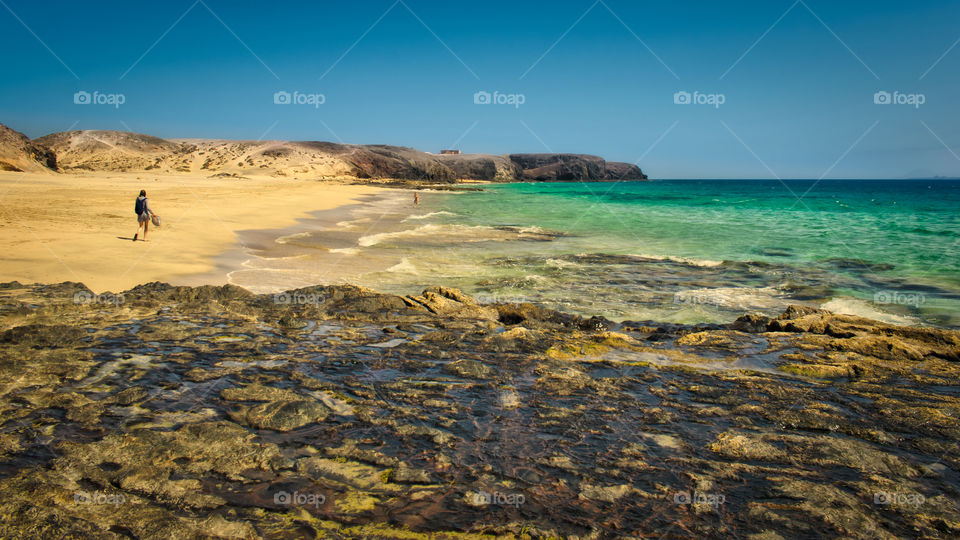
[135, 197, 145, 215]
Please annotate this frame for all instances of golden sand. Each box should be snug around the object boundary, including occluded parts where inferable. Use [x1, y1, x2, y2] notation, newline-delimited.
[0, 171, 384, 293]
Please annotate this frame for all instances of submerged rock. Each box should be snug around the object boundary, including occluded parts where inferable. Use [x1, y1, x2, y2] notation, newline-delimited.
[231, 400, 332, 431]
[0, 281, 957, 538]
[444, 358, 496, 379]
[0, 324, 88, 348]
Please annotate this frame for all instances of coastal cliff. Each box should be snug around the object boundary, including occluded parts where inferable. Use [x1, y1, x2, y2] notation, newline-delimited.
[0, 281, 956, 538]
[0, 123, 57, 173]
[509, 153, 645, 181]
[0, 121, 647, 182]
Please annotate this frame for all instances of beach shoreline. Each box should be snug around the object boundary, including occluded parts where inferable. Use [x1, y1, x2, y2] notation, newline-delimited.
[0, 171, 389, 293]
[193, 189, 416, 293]
[5, 172, 957, 329]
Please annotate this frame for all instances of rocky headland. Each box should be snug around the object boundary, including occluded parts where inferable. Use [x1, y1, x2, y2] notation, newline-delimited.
[0, 281, 957, 538]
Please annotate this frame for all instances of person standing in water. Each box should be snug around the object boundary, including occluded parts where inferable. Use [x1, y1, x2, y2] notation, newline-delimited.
[133, 190, 153, 242]
[414, 192, 420, 205]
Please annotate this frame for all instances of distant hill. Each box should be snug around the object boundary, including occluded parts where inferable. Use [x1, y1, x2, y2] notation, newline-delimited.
[4, 122, 647, 182]
[34, 130, 183, 173]
[0, 123, 57, 172]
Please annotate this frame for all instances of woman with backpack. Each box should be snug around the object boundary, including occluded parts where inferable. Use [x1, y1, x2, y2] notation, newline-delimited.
[133, 190, 155, 241]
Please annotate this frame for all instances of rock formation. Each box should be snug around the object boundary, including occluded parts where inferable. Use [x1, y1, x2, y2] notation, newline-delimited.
[0, 280, 956, 538]
[509, 153, 646, 181]
[0, 123, 57, 172]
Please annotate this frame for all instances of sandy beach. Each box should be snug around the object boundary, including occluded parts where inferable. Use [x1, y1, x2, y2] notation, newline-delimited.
[0, 171, 385, 293]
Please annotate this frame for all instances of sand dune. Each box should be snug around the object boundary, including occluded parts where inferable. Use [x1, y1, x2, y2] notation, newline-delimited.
[36, 130, 360, 179]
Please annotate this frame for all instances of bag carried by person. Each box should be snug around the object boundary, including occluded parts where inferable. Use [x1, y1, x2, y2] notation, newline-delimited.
[135, 198, 145, 215]
[151, 214, 161, 227]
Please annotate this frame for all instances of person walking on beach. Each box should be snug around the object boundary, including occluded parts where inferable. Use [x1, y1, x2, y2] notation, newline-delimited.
[133, 190, 153, 242]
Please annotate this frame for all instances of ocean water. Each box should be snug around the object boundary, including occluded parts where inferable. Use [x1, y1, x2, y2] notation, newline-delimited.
[228, 180, 960, 328]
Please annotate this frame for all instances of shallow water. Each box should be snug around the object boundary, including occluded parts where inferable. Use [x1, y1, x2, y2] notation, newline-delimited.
[228, 180, 960, 328]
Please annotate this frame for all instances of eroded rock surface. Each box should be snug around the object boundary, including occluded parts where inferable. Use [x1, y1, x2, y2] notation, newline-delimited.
[0, 281, 957, 538]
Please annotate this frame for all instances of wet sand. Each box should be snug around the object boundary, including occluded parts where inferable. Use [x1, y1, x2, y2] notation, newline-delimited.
[216, 190, 431, 294]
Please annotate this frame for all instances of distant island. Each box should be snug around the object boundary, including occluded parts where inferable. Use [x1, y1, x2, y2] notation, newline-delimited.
[0, 122, 646, 183]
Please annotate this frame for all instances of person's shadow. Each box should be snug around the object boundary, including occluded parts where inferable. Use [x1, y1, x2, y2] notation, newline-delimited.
[116, 236, 136, 241]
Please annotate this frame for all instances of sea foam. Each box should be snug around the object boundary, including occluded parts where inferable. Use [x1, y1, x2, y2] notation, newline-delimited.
[820, 297, 920, 326]
[402, 211, 455, 222]
[275, 231, 311, 244]
[358, 224, 503, 247]
[629, 253, 724, 267]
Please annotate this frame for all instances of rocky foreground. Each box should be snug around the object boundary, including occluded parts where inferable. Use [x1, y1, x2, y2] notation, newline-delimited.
[0, 282, 958, 539]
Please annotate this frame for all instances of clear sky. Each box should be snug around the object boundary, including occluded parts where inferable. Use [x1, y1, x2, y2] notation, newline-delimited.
[1, 0, 958, 178]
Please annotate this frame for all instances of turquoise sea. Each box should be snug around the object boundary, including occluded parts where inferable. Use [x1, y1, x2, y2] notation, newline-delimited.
[231, 180, 960, 328]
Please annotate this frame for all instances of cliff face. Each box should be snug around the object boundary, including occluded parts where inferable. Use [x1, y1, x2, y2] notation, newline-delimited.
[0, 123, 57, 172]
[16, 122, 648, 182]
[435, 153, 522, 182]
[603, 161, 648, 180]
[509, 153, 647, 181]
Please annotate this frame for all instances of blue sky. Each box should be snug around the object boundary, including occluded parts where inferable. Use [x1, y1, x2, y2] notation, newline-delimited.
[1, 0, 958, 178]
